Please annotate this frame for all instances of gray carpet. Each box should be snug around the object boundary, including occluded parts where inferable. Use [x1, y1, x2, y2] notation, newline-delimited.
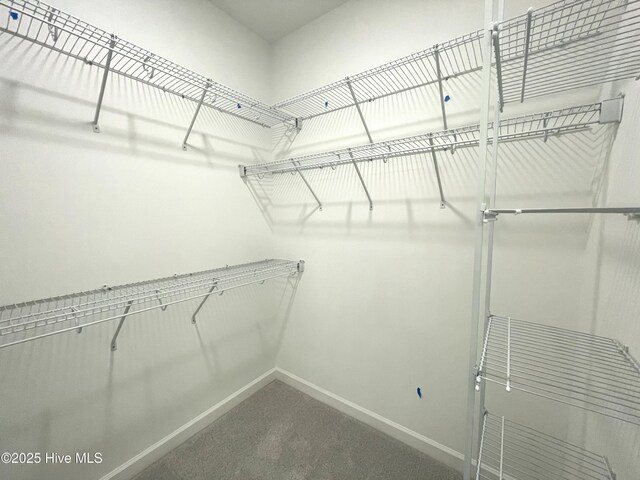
[132, 380, 460, 480]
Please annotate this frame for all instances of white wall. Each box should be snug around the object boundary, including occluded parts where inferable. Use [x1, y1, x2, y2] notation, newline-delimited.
[0, 1, 291, 479]
[264, 0, 640, 476]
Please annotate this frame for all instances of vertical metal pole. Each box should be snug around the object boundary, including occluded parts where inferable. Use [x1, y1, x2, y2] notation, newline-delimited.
[463, 1, 497, 479]
[493, 27, 504, 113]
[429, 135, 446, 208]
[110, 301, 133, 352]
[92, 34, 116, 134]
[348, 149, 373, 211]
[293, 162, 323, 211]
[191, 282, 218, 324]
[520, 8, 533, 103]
[506, 317, 512, 392]
[182, 82, 210, 151]
[346, 78, 373, 143]
[499, 416, 505, 480]
[434, 46, 448, 130]
[475, 412, 488, 480]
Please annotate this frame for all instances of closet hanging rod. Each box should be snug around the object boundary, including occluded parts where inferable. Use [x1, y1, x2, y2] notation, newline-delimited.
[477, 315, 640, 425]
[484, 207, 640, 220]
[476, 412, 616, 480]
[241, 100, 613, 177]
[0, 259, 304, 350]
[0, 0, 293, 128]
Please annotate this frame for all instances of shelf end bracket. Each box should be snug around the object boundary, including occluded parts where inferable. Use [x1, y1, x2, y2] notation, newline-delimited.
[92, 35, 117, 134]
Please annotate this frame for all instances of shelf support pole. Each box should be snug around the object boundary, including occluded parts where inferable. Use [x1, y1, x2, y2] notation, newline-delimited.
[520, 8, 533, 103]
[92, 34, 116, 134]
[293, 162, 323, 211]
[182, 81, 211, 151]
[191, 281, 218, 324]
[348, 149, 373, 211]
[428, 135, 446, 209]
[434, 46, 448, 130]
[493, 27, 504, 112]
[110, 301, 133, 352]
[346, 78, 373, 144]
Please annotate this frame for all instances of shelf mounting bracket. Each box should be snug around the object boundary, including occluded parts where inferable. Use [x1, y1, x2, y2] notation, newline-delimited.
[191, 281, 218, 324]
[520, 8, 533, 102]
[434, 46, 448, 130]
[429, 134, 446, 208]
[110, 300, 134, 352]
[348, 149, 373, 211]
[92, 34, 117, 133]
[293, 161, 322, 211]
[346, 78, 373, 144]
[492, 26, 504, 112]
[182, 81, 211, 150]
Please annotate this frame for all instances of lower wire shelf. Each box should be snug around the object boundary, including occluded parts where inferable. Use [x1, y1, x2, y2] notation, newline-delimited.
[476, 412, 616, 480]
[0, 259, 303, 350]
[477, 315, 640, 425]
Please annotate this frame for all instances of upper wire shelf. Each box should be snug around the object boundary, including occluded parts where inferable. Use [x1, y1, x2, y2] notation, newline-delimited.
[273, 30, 484, 121]
[476, 412, 616, 480]
[242, 101, 606, 176]
[0, 259, 303, 350]
[477, 315, 640, 425]
[0, 0, 293, 128]
[496, 0, 640, 105]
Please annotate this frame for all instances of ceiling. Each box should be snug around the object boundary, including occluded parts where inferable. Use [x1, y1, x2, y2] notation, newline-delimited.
[208, 0, 350, 43]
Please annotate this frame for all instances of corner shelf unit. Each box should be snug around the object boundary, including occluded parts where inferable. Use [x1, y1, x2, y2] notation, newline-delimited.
[0, 0, 293, 144]
[240, 100, 619, 211]
[476, 412, 616, 480]
[0, 259, 303, 351]
[477, 315, 640, 425]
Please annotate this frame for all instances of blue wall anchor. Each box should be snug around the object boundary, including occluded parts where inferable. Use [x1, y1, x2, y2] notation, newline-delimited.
[417, 387, 422, 399]
[9, 11, 19, 20]
[444, 95, 451, 102]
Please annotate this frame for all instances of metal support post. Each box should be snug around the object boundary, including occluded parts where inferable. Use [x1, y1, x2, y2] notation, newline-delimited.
[346, 78, 373, 143]
[348, 149, 373, 211]
[434, 46, 448, 130]
[493, 27, 504, 113]
[110, 301, 133, 352]
[293, 162, 322, 211]
[92, 34, 116, 133]
[428, 135, 446, 208]
[182, 82, 211, 150]
[520, 8, 533, 102]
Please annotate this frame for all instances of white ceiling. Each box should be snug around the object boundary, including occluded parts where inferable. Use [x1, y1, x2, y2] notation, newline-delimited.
[208, 0, 350, 43]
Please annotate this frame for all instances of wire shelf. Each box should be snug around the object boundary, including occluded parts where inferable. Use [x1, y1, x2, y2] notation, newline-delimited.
[476, 412, 616, 480]
[478, 315, 640, 425]
[0, 259, 302, 349]
[243, 101, 604, 176]
[273, 30, 484, 120]
[497, 0, 640, 104]
[0, 0, 293, 127]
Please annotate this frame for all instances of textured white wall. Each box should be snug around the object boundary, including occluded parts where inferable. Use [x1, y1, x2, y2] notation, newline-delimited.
[0, 1, 292, 479]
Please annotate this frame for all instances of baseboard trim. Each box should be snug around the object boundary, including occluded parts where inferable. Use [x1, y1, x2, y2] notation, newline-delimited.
[99, 367, 278, 480]
[274, 368, 464, 473]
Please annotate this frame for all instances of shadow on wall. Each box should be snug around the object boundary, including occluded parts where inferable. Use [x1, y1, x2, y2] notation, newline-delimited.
[0, 275, 300, 479]
[244, 123, 618, 242]
[0, 36, 271, 170]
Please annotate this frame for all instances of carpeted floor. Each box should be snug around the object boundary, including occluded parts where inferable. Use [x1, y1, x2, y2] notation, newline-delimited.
[132, 380, 461, 480]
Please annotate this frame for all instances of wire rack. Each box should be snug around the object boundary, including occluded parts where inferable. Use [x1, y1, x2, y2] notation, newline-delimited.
[273, 30, 484, 120]
[0, 259, 302, 349]
[477, 315, 640, 425]
[476, 412, 616, 480]
[243, 101, 604, 176]
[0, 0, 292, 127]
[497, 0, 640, 105]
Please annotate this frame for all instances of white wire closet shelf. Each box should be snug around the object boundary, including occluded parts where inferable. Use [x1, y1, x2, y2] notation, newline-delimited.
[477, 315, 640, 425]
[476, 412, 616, 480]
[0, 0, 293, 128]
[242, 100, 608, 177]
[496, 0, 640, 106]
[0, 259, 303, 350]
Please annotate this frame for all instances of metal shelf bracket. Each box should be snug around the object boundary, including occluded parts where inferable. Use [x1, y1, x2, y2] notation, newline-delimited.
[346, 78, 373, 144]
[492, 26, 504, 112]
[92, 34, 116, 133]
[110, 300, 133, 352]
[348, 148, 373, 211]
[520, 8, 533, 102]
[429, 134, 446, 208]
[182, 81, 211, 150]
[191, 280, 218, 325]
[293, 162, 322, 211]
[434, 46, 448, 130]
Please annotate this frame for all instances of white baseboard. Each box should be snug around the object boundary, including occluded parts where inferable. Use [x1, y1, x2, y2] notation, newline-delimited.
[99, 367, 278, 480]
[274, 368, 464, 473]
